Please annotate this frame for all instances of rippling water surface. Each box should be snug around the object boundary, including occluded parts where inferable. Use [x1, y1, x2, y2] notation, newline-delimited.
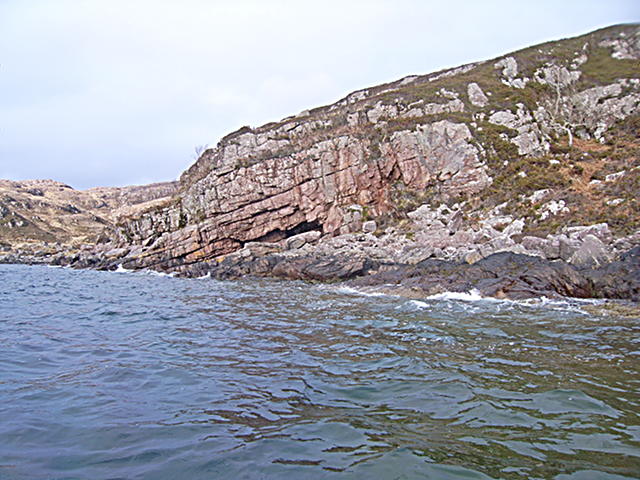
[1, 264, 639, 479]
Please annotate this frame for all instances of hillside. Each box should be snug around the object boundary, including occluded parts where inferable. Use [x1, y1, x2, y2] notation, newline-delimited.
[101, 24, 639, 275]
[0, 180, 177, 261]
[2, 24, 639, 299]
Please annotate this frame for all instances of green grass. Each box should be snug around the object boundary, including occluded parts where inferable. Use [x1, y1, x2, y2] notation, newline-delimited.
[580, 47, 640, 86]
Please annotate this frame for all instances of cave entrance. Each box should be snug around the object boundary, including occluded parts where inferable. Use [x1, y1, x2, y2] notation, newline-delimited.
[286, 220, 321, 237]
[252, 220, 322, 244]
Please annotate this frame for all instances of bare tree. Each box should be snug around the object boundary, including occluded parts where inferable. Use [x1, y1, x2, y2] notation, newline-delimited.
[193, 144, 209, 160]
[538, 66, 586, 147]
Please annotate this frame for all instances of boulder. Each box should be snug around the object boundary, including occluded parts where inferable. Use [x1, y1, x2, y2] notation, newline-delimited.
[568, 234, 612, 268]
[399, 245, 435, 265]
[244, 241, 283, 256]
[362, 220, 377, 234]
[467, 82, 489, 107]
[565, 223, 612, 243]
[464, 250, 484, 265]
[447, 209, 464, 234]
[285, 231, 321, 250]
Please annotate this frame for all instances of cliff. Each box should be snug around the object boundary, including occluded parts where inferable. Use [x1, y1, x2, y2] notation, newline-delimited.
[106, 24, 639, 277]
[3, 25, 640, 299]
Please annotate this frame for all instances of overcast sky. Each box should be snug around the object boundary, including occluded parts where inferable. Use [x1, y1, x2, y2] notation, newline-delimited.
[0, 0, 637, 189]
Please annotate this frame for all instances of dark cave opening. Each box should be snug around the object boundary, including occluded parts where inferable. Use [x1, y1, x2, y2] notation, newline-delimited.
[252, 220, 322, 244]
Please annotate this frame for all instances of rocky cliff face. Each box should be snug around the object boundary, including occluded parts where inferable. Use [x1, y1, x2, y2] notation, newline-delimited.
[0, 180, 177, 261]
[117, 117, 492, 271]
[108, 24, 639, 275]
[4, 24, 638, 296]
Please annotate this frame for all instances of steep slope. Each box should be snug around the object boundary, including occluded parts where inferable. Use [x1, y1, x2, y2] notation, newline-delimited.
[108, 24, 639, 274]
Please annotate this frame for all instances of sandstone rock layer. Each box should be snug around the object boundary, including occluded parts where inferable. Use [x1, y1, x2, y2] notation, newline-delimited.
[114, 25, 639, 274]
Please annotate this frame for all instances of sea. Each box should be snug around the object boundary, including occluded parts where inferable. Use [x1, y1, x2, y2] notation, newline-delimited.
[1, 263, 639, 480]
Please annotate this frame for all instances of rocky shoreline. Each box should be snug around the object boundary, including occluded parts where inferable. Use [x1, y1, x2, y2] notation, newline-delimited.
[2, 25, 639, 303]
[3, 219, 639, 302]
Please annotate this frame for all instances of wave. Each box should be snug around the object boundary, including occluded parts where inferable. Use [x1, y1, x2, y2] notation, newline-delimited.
[411, 290, 607, 313]
[141, 270, 176, 278]
[334, 286, 389, 297]
[112, 265, 177, 278]
[424, 288, 493, 302]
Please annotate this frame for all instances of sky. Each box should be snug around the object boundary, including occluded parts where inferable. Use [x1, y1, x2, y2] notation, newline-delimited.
[0, 0, 638, 189]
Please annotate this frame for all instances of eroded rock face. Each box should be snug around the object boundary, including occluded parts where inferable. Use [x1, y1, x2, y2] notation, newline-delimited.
[488, 103, 549, 156]
[494, 56, 529, 89]
[19, 24, 636, 286]
[101, 25, 640, 275]
[115, 118, 491, 271]
[570, 81, 640, 140]
[599, 29, 640, 59]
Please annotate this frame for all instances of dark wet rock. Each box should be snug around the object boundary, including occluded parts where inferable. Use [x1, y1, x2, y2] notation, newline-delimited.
[471, 252, 594, 299]
[156, 245, 640, 301]
[349, 252, 601, 300]
[300, 256, 368, 281]
[585, 246, 640, 301]
[272, 255, 373, 282]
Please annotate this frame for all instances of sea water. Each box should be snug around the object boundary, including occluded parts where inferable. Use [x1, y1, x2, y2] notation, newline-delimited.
[1, 264, 638, 479]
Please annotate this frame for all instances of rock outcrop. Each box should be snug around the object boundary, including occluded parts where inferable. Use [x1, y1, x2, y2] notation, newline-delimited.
[112, 117, 491, 272]
[2, 24, 639, 301]
[348, 247, 640, 301]
[96, 24, 639, 280]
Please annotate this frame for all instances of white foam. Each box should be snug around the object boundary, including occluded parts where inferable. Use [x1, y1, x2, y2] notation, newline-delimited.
[411, 300, 429, 309]
[336, 286, 387, 297]
[518, 296, 606, 310]
[425, 288, 493, 302]
[144, 270, 176, 278]
[112, 266, 176, 278]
